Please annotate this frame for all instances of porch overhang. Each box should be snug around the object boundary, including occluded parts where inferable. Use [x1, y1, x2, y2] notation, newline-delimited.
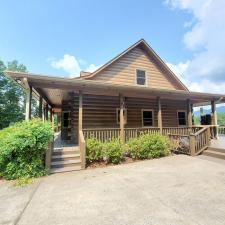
[5, 71, 225, 107]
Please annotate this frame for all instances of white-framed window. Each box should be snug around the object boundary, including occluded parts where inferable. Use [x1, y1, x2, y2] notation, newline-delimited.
[116, 108, 127, 124]
[136, 69, 146, 86]
[142, 109, 154, 127]
[177, 110, 187, 126]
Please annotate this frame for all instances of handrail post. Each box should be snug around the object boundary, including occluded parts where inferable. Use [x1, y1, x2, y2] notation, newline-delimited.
[189, 133, 195, 156]
[45, 136, 54, 170]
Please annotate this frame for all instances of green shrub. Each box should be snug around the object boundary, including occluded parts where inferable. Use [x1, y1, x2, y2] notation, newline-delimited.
[86, 138, 103, 164]
[103, 139, 124, 164]
[128, 133, 171, 160]
[0, 119, 53, 180]
[86, 138, 124, 164]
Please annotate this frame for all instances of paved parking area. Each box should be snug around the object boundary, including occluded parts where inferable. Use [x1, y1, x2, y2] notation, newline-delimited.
[1, 155, 225, 225]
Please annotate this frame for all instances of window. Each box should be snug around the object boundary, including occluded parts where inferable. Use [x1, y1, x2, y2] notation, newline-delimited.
[177, 111, 187, 126]
[116, 108, 127, 124]
[136, 69, 146, 85]
[62, 111, 71, 128]
[142, 110, 154, 127]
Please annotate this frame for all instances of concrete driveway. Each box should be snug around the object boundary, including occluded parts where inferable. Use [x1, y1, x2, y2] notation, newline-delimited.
[1, 155, 225, 225]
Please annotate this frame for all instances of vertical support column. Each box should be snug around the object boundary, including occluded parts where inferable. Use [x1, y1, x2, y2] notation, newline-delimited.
[187, 99, 192, 127]
[191, 103, 194, 125]
[79, 90, 83, 132]
[39, 96, 43, 119]
[50, 108, 52, 122]
[157, 97, 163, 134]
[25, 85, 32, 120]
[46, 104, 49, 121]
[211, 100, 218, 138]
[120, 94, 125, 143]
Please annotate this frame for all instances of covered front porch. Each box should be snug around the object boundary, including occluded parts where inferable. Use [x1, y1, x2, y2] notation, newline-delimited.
[5, 71, 225, 169]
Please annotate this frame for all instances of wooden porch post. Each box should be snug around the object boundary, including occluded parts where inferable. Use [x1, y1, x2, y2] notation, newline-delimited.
[187, 99, 192, 127]
[120, 94, 125, 143]
[39, 96, 43, 119]
[79, 91, 83, 132]
[46, 104, 49, 121]
[157, 97, 163, 134]
[211, 100, 218, 138]
[50, 108, 53, 122]
[25, 85, 32, 120]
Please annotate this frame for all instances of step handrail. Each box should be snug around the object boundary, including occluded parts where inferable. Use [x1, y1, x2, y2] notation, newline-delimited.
[79, 130, 86, 169]
[190, 126, 210, 156]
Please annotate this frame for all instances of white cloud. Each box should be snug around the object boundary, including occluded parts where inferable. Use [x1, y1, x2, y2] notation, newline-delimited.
[165, 0, 225, 93]
[49, 54, 101, 77]
[86, 64, 102, 73]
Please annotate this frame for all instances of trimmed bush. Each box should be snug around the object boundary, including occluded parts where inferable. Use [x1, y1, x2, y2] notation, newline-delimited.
[0, 119, 53, 180]
[86, 138, 103, 164]
[86, 138, 124, 165]
[127, 133, 171, 160]
[103, 139, 124, 164]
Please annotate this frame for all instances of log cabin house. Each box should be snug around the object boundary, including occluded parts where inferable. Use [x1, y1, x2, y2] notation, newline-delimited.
[5, 39, 225, 173]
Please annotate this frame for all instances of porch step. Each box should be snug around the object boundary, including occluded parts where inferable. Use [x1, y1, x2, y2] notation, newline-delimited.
[202, 148, 225, 160]
[52, 148, 80, 155]
[51, 153, 80, 161]
[51, 159, 81, 167]
[50, 165, 81, 174]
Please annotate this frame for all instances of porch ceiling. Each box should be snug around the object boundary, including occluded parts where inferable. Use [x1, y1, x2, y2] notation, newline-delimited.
[5, 71, 225, 107]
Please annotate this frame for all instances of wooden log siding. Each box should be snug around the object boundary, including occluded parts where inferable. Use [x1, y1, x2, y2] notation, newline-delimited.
[69, 94, 196, 143]
[161, 99, 187, 127]
[90, 46, 182, 90]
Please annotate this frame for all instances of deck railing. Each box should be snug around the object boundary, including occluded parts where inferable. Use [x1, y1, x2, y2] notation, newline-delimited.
[190, 126, 210, 156]
[83, 128, 120, 142]
[168, 126, 211, 156]
[124, 127, 160, 142]
[218, 126, 225, 135]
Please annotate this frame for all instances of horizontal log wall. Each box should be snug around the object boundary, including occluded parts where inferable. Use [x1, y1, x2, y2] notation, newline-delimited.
[161, 99, 187, 127]
[89, 46, 183, 90]
[69, 94, 188, 143]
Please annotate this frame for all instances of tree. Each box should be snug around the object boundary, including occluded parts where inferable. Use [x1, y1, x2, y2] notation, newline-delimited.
[0, 60, 27, 129]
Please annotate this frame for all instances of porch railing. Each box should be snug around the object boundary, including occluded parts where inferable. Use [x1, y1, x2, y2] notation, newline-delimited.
[83, 128, 120, 142]
[168, 126, 211, 156]
[218, 126, 225, 135]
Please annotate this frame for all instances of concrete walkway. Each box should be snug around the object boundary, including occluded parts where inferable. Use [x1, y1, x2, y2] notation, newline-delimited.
[1, 155, 225, 225]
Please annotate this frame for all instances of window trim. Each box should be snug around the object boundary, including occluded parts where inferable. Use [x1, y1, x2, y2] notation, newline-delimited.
[135, 69, 148, 86]
[177, 110, 187, 127]
[141, 109, 154, 127]
[116, 108, 127, 124]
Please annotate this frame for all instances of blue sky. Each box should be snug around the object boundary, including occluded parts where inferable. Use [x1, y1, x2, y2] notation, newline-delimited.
[1, 0, 225, 93]
[0, 1, 191, 74]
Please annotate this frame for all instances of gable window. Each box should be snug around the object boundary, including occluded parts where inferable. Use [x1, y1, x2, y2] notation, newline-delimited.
[142, 109, 154, 127]
[177, 111, 187, 126]
[116, 108, 127, 124]
[136, 69, 146, 85]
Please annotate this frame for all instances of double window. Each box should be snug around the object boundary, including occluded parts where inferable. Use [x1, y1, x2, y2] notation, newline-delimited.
[136, 69, 146, 86]
[142, 109, 154, 127]
[177, 111, 187, 126]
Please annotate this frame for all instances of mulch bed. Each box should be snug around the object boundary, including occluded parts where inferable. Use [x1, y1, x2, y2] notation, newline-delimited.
[86, 157, 142, 169]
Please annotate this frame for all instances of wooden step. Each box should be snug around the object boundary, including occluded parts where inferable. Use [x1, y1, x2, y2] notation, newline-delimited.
[51, 159, 81, 167]
[51, 154, 80, 161]
[203, 149, 225, 160]
[52, 148, 80, 155]
[50, 165, 81, 174]
[207, 147, 225, 154]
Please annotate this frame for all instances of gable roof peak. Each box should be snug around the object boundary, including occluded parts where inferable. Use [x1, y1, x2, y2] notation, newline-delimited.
[83, 39, 189, 91]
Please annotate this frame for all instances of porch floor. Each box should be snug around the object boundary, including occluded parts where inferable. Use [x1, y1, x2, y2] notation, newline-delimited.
[210, 135, 225, 150]
[54, 132, 78, 150]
